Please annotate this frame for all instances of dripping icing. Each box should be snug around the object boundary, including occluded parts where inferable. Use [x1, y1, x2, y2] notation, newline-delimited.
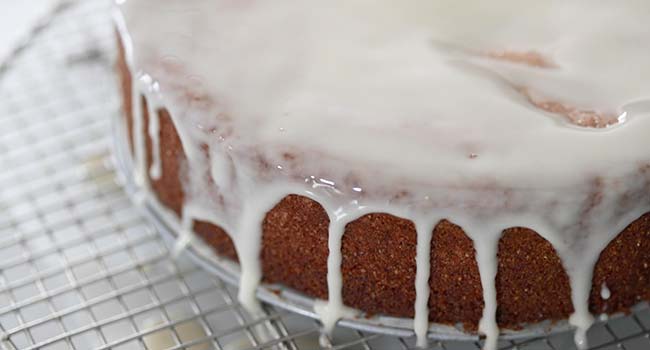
[114, 2, 650, 350]
[147, 92, 162, 180]
[601, 283, 611, 301]
[466, 223, 501, 350]
[413, 219, 438, 348]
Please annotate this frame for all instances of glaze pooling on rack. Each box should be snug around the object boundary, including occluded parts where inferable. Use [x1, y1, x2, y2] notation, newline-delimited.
[114, 0, 650, 349]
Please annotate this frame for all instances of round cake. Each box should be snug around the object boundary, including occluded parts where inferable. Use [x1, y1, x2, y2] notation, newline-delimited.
[113, 1, 650, 348]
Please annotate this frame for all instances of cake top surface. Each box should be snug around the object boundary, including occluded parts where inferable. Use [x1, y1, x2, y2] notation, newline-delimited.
[117, 0, 650, 192]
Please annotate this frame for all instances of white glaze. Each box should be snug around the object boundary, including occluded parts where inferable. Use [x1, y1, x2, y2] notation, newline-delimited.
[413, 219, 437, 348]
[147, 98, 162, 180]
[114, 1, 650, 349]
[601, 283, 611, 301]
[466, 223, 501, 350]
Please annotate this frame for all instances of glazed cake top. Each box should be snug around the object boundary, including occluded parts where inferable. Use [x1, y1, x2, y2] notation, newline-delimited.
[118, 0, 650, 192]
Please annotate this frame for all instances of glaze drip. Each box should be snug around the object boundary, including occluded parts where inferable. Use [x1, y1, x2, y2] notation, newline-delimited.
[413, 219, 437, 348]
[114, 1, 650, 349]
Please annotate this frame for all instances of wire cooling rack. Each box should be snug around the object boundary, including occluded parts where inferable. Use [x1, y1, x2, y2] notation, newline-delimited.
[1, 1, 650, 349]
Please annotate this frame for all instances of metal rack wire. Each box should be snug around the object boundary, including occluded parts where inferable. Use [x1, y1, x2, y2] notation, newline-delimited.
[1, 1, 650, 349]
